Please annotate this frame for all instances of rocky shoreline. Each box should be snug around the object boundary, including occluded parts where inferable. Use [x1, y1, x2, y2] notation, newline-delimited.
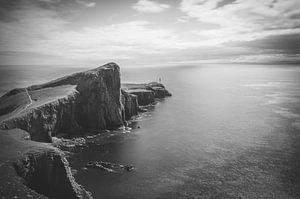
[0, 63, 171, 198]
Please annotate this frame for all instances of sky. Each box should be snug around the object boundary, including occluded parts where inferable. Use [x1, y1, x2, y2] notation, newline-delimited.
[0, 0, 300, 67]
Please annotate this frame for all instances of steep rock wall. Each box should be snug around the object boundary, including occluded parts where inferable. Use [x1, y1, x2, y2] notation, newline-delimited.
[0, 63, 172, 199]
[0, 92, 81, 142]
[127, 90, 155, 106]
[121, 89, 139, 120]
[0, 63, 128, 142]
[74, 66, 123, 130]
[0, 63, 171, 143]
[13, 149, 92, 199]
[28, 62, 124, 130]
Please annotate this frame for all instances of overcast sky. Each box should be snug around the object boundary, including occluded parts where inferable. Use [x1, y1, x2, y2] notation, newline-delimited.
[0, 0, 300, 66]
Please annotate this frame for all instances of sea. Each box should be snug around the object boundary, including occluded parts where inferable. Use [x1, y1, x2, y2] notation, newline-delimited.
[1, 64, 300, 198]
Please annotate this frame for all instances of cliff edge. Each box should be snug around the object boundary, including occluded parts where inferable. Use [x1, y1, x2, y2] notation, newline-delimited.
[0, 129, 92, 199]
[0, 63, 125, 142]
[0, 63, 171, 142]
[0, 62, 171, 199]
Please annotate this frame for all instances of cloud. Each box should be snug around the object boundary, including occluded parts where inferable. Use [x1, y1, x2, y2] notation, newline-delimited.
[176, 16, 190, 23]
[192, 27, 300, 46]
[38, 0, 61, 3]
[0, 2, 67, 50]
[43, 21, 181, 60]
[229, 54, 300, 64]
[75, 0, 96, 8]
[0, 2, 181, 62]
[230, 33, 300, 54]
[132, 0, 170, 13]
[38, 0, 96, 7]
[1, 0, 300, 65]
[179, 0, 300, 37]
[215, 0, 236, 9]
[177, 0, 300, 63]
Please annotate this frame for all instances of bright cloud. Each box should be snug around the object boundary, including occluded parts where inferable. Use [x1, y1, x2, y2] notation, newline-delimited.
[179, 0, 300, 39]
[75, 0, 96, 8]
[132, 0, 170, 13]
[176, 0, 300, 63]
[0, 5, 181, 62]
[43, 21, 182, 60]
[0, 0, 300, 65]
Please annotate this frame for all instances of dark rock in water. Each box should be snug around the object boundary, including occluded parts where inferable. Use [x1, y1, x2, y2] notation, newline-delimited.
[86, 161, 114, 173]
[124, 164, 134, 172]
[86, 161, 134, 173]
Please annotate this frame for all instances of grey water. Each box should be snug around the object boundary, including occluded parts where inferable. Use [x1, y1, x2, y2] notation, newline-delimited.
[1, 64, 300, 198]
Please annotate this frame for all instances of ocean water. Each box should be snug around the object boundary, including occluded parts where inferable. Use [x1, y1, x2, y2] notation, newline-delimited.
[1, 64, 300, 198]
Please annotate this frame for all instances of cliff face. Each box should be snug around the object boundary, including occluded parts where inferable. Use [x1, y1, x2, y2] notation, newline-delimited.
[0, 63, 172, 143]
[13, 149, 92, 199]
[1, 92, 81, 142]
[121, 89, 139, 120]
[122, 82, 172, 106]
[0, 129, 92, 199]
[0, 62, 172, 199]
[127, 89, 155, 106]
[73, 64, 124, 131]
[0, 63, 126, 142]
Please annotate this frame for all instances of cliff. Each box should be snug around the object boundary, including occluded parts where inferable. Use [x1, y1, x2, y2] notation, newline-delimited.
[122, 82, 172, 106]
[0, 129, 92, 199]
[0, 62, 172, 199]
[13, 149, 92, 199]
[0, 63, 125, 142]
[121, 89, 139, 120]
[0, 63, 172, 142]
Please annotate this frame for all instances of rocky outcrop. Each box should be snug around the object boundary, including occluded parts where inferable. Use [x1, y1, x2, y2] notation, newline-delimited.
[0, 63, 172, 143]
[72, 64, 124, 131]
[146, 82, 172, 98]
[122, 82, 172, 106]
[1, 92, 81, 142]
[0, 129, 92, 199]
[0, 63, 124, 142]
[0, 62, 172, 199]
[127, 89, 155, 106]
[86, 161, 134, 173]
[13, 149, 92, 199]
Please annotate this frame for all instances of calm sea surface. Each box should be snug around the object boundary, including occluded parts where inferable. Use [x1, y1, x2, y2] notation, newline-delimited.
[1, 64, 300, 198]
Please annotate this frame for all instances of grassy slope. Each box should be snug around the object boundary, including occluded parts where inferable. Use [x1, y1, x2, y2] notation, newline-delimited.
[0, 85, 77, 123]
[0, 129, 54, 198]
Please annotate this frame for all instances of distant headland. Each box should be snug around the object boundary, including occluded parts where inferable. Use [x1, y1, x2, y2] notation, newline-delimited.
[0, 62, 171, 199]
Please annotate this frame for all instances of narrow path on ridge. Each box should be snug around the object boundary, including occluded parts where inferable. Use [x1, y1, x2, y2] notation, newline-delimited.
[24, 88, 33, 110]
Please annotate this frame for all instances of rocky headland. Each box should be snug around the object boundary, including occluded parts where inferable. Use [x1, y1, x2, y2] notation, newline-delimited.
[0, 62, 171, 198]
